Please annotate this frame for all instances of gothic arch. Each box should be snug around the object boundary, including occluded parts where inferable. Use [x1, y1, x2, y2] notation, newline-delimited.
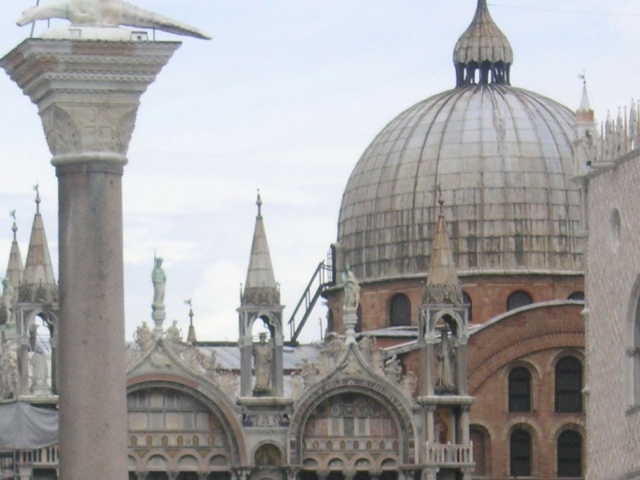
[127, 378, 247, 465]
[288, 378, 416, 466]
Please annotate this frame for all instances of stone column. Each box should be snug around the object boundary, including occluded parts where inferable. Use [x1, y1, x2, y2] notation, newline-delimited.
[1, 38, 179, 480]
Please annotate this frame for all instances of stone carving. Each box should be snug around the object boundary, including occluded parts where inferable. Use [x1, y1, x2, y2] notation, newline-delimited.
[289, 374, 304, 399]
[252, 332, 272, 396]
[30, 344, 50, 395]
[342, 265, 360, 313]
[149, 349, 172, 369]
[165, 320, 182, 343]
[17, 0, 211, 40]
[384, 354, 402, 384]
[204, 350, 218, 379]
[134, 321, 153, 351]
[436, 329, 456, 389]
[300, 358, 320, 387]
[0, 347, 18, 400]
[218, 371, 239, 399]
[152, 257, 166, 309]
[0, 279, 14, 325]
[400, 370, 417, 399]
[321, 333, 345, 368]
[40, 105, 140, 159]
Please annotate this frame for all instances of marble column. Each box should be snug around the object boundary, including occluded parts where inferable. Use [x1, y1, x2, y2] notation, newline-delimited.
[1, 38, 179, 479]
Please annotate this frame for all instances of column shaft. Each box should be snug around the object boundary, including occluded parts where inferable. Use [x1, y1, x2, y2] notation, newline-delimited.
[57, 161, 127, 479]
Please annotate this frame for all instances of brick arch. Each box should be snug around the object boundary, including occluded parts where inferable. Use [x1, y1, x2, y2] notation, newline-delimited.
[468, 304, 584, 392]
[127, 377, 247, 465]
[288, 378, 416, 465]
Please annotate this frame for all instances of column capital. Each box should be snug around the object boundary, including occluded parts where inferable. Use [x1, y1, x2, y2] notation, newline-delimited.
[1, 39, 180, 166]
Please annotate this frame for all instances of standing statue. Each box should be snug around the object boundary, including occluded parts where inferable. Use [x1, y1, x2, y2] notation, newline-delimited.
[31, 344, 50, 395]
[0, 279, 14, 325]
[436, 329, 456, 389]
[252, 332, 273, 396]
[384, 354, 403, 384]
[134, 321, 153, 351]
[342, 264, 360, 313]
[165, 320, 182, 343]
[16, 0, 211, 40]
[152, 257, 166, 309]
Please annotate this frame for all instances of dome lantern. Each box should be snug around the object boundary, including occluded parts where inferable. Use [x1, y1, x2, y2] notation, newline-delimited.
[453, 0, 513, 87]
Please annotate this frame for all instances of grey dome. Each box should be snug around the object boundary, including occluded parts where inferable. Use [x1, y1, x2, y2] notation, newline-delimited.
[337, 85, 583, 282]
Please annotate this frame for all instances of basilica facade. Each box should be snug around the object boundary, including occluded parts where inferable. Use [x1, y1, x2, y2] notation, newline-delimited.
[0, 1, 589, 479]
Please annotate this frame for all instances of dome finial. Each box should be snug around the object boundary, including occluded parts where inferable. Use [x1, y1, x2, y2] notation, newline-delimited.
[437, 184, 445, 214]
[453, 0, 513, 87]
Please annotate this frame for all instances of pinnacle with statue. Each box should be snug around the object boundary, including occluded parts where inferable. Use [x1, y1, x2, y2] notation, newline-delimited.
[17, 0, 211, 40]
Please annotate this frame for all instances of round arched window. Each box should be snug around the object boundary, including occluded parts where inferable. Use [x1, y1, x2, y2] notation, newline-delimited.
[507, 290, 533, 311]
[389, 294, 411, 327]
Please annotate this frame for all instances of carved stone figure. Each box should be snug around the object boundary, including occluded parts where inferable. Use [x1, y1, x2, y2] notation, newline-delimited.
[165, 320, 182, 343]
[437, 329, 456, 389]
[300, 358, 320, 387]
[1, 348, 18, 400]
[152, 257, 166, 309]
[384, 354, 402, 384]
[0, 279, 14, 325]
[17, 0, 211, 39]
[30, 344, 50, 395]
[205, 350, 218, 378]
[252, 332, 272, 396]
[134, 321, 153, 351]
[342, 265, 360, 313]
[322, 333, 344, 368]
[400, 370, 417, 398]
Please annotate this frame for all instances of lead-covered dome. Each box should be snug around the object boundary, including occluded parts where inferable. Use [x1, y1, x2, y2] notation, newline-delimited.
[336, 1, 583, 282]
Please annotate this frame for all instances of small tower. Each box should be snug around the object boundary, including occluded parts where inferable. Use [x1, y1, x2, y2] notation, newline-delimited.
[573, 76, 598, 173]
[0, 211, 24, 401]
[15, 187, 59, 397]
[238, 193, 285, 397]
[417, 195, 474, 479]
[186, 299, 197, 345]
[1, 211, 24, 332]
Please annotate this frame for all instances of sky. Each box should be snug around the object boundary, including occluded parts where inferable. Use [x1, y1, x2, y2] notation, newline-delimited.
[0, 0, 639, 344]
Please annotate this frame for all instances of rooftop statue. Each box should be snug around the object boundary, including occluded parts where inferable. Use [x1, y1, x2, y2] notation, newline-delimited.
[17, 0, 211, 40]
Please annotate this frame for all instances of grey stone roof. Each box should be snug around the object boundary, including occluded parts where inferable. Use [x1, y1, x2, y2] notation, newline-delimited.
[338, 85, 583, 282]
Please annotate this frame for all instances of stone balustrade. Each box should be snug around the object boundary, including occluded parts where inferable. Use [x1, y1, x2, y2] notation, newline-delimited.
[424, 442, 473, 466]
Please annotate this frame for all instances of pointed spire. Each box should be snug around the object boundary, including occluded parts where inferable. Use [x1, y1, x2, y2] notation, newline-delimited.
[20, 187, 57, 304]
[185, 298, 197, 344]
[5, 210, 24, 294]
[423, 190, 463, 305]
[453, 0, 513, 87]
[242, 192, 280, 307]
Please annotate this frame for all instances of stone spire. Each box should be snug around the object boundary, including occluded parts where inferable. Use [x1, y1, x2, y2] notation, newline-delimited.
[576, 76, 595, 123]
[186, 299, 197, 345]
[20, 187, 57, 304]
[241, 192, 280, 307]
[4, 210, 24, 293]
[423, 195, 463, 305]
[453, 0, 513, 87]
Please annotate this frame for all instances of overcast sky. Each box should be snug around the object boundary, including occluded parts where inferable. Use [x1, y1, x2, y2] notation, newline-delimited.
[0, 0, 638, 344]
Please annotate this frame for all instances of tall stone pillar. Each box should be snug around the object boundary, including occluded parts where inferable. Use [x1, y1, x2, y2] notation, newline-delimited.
[1, 38, 179, 479]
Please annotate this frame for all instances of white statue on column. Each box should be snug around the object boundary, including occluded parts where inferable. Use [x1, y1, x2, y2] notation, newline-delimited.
[17, 0, 211, 40]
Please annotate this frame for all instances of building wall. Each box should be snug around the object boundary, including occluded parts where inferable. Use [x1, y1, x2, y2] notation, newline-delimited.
[326, 275, 583, 333]
[586, 152, 640, 480]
